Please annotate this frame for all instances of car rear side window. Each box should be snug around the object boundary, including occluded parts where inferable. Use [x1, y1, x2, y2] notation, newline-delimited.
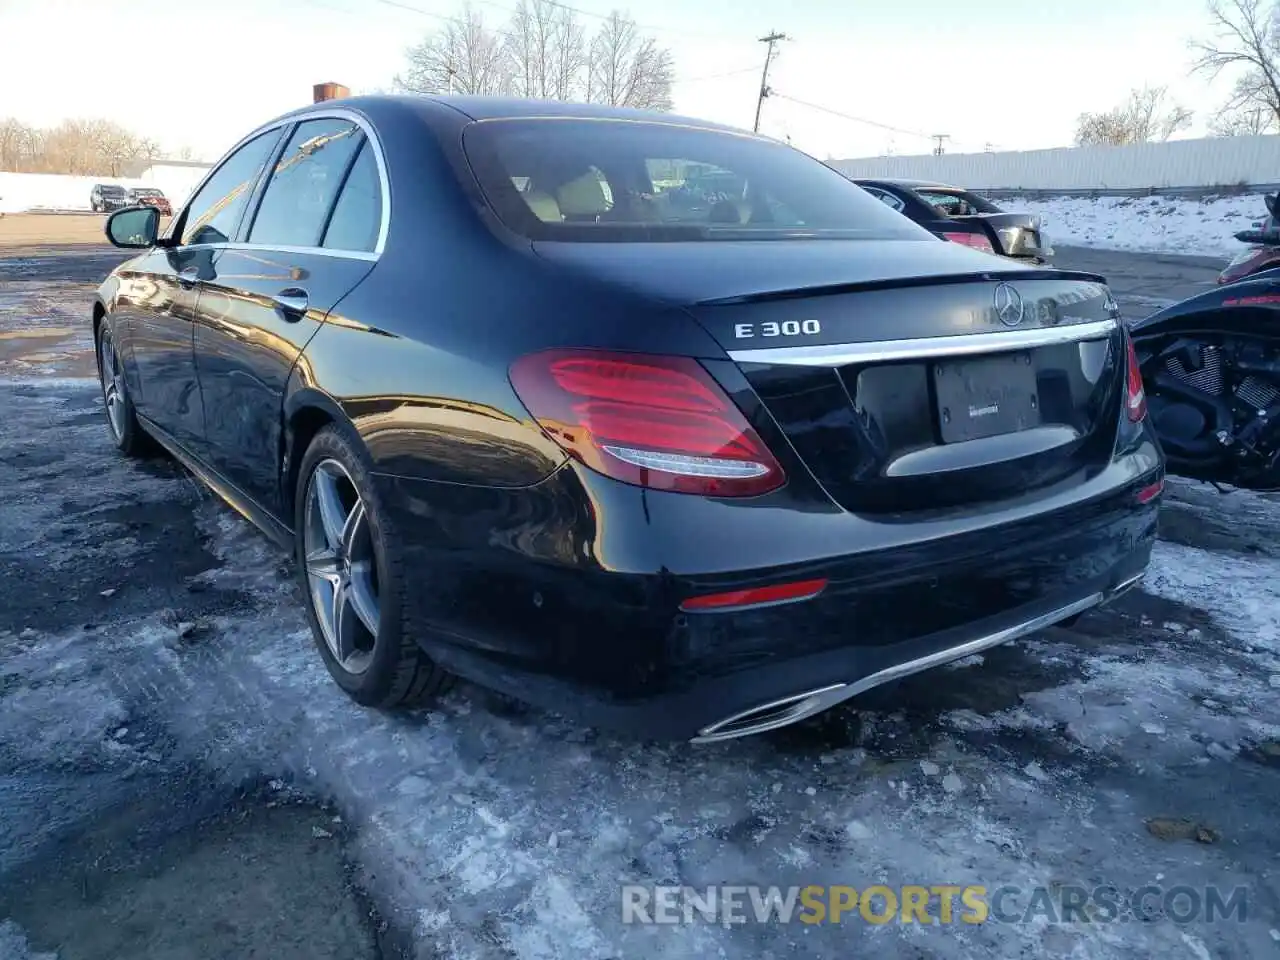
[247, 119, 364, 248]
[181, 129, 281, 246]
[461, 118, 929, 243]
[861, 186, 906, 212]
[322, 139, 383, 253]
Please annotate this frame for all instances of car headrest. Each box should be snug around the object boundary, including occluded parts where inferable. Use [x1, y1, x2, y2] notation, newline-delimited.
[523, 189, 563, 223]
[556, 173, 610, 218]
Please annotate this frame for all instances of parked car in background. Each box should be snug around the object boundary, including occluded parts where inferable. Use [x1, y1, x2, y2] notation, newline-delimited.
[130, 187, 173, 217]
[93, 96, 1160, 743]
[1217, 191, 1280, 284]
[854, 178, 1052, 263]
[90, 183, 132, 213]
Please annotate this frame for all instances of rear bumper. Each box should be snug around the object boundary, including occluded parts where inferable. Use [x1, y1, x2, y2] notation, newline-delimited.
[373, 443, 1161, 742]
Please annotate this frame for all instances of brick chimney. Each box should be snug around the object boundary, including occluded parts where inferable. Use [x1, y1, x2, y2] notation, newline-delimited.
[313, 82, 350, 103]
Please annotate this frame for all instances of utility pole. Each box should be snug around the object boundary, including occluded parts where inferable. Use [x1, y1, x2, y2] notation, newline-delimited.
[447, 61, 458, 95]
[931, 133, 950, 156]
[753, 31, 788, 133]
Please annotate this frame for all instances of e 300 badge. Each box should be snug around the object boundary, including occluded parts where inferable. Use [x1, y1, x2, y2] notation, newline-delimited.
[733, 320, 822, 339]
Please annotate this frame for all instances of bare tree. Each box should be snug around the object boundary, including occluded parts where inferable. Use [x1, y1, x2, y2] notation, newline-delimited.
[1075, 85, 1193, 146]
[1191, 0, 1280, 133]
[586, 10, 674, 110]
[395, 2, 673, 109]
[89, 119, 159, 176]
[396, 4, 512, 95]
[1210, 104, 1277, 133]
[506, 0, 586, 100]
[0, 118, 40, 172]
[0, 117, 163, 174]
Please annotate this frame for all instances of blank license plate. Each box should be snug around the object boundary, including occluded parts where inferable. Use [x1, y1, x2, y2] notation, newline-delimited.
[934, 352, 1041, 443]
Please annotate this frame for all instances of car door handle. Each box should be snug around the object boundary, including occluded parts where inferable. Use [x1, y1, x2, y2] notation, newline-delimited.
[177, 266, 201, 288]
[272, 288, 309, 320]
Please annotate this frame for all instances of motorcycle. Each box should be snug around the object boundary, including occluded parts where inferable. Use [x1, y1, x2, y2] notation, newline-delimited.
[1218, 192, 1280, 284]
[1131, 270, 1280, 491]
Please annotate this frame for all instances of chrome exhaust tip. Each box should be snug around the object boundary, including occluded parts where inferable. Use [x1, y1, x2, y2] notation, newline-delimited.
[691, 683, 853, 744]
[1105, 571, 1145, 602]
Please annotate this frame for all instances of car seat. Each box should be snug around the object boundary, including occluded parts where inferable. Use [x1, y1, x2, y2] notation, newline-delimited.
[556, 173, 611, 222]
[523, 189, 563, 222]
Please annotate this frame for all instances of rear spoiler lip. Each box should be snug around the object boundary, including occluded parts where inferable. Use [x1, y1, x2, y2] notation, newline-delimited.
[726, 316, 1119, 367]
[695, 269, 1108, 306]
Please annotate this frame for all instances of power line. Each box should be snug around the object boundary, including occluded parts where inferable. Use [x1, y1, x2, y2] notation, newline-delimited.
[770, 92, 936, 142]
[771, 92, 1005, 154]
[674, 66, 761, 84]
[753, 31, 788, 133]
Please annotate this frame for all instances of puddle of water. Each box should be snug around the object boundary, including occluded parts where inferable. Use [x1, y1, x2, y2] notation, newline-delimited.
[0, 327, 80, 341]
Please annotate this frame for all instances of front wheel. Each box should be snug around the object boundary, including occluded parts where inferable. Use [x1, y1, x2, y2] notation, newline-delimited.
[294, 424, 454, 708]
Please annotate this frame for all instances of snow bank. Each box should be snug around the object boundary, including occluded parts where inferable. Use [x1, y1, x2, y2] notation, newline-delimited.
[1010, 192, 1268, 259]
[0, 169, 204, 214]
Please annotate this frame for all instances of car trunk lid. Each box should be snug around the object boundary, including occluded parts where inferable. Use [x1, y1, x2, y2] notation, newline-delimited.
[950, 212, 1050, 258]
[531, 239, 1120, 513]
[692, 273, 1122, 513]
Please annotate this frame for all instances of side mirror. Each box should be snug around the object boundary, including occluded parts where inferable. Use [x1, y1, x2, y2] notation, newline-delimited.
[1266, 193, 1277, 217]
[105, 206, 159, 249]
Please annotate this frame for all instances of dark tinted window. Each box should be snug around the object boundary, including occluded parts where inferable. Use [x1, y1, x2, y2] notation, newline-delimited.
[248, 119, 363, 247]
[461, 119, 929, 242]
[181, 130, 281, 246]
[322, 139, 383, 252]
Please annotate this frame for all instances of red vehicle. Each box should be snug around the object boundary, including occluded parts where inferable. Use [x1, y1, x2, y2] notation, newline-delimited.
[130, 188, 172, 217]
[1218, 192, 1280, 283]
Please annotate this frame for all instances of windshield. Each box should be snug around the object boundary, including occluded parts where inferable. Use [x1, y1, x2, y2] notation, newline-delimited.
[461, 118, 932, 243]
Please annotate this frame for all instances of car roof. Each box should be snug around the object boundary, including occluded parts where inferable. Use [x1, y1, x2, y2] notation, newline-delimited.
[266, 93, 758, 138]
[856, 177, 966, 191]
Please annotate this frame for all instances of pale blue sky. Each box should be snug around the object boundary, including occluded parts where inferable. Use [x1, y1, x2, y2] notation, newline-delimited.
[0, 0, 1230, 161]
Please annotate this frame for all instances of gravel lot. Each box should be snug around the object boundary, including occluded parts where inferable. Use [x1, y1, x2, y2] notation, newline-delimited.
[1, 243, 1277, 960]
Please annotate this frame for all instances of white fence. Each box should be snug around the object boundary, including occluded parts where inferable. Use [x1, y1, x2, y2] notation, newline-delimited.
[832, 135, 1280, 194]
[0, 164, 209, 214]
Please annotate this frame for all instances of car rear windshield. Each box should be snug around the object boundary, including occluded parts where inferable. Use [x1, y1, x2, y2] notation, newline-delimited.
[460, 118, 930, 242]
[915, 188, 1003, 216]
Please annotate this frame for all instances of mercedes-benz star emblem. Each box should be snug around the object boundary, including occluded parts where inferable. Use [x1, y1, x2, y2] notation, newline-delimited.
[993, 282, 1025, 328]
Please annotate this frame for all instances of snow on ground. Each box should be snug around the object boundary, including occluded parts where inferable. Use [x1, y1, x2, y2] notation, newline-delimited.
[2, 381, 1278, 959]
[1011, 192, 1268, 259]
[1, 250, 1278, 959]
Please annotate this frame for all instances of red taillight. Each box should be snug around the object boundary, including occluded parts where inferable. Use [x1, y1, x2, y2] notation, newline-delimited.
[1125, 335, 1147, 422]
[680, 577, 829, 612]
[509, 349, 786, 497]
[1135, 478, 1164, 504]
[941, 231, 995, 254]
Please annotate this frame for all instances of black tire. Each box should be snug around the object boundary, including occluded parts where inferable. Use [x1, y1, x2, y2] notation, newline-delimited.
[97, 322, 152, 457]
[294, 423, 455, 708]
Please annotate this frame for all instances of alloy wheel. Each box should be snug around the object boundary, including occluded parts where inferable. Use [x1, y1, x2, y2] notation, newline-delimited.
[99, 333, 126, 440]
[303, 458, 380, 675]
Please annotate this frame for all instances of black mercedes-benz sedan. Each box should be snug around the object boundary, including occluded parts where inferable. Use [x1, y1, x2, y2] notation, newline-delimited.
[94, 96, 1163, 743]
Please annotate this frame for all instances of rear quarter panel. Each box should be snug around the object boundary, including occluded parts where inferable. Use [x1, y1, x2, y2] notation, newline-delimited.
[292, 242, 728, 487]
